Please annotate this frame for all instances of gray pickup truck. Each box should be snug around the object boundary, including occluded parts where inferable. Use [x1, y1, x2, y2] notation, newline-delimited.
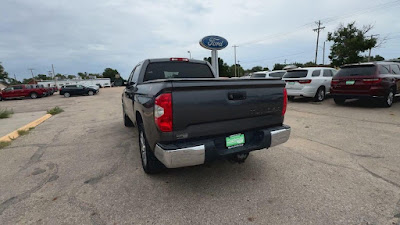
[122, 58, 290, 174]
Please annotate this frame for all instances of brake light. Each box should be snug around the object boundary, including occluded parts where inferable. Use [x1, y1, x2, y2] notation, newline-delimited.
[331, 79, 340, 84]
[154, 93, 173, 132]
[170, 58, 189, 62]
[298, 79, 312, 84]
[282, 88, 287, 116]
[363, 78, 382, 84]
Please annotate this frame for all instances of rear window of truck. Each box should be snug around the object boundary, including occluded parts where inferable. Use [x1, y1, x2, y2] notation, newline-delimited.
[143, 62, 214, 82]
[283, 70, 308, 78]
[336, 65, 376, 77]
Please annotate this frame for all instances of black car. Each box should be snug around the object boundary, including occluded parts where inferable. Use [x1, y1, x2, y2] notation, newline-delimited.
[59, 85, 97, 97]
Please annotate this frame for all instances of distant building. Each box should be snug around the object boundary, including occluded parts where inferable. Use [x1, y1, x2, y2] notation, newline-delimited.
[38, 78, 112, 88]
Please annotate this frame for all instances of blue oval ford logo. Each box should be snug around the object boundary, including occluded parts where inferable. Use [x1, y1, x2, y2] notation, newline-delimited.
[199, 35, 228, 50]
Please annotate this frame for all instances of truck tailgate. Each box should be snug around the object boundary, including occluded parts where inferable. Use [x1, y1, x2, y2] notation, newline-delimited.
[171, 79, 285, 139]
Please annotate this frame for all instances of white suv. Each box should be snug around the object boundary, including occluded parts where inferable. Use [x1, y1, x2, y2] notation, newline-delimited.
[282, 67, 337, 101]
[251, 70, 287, 79]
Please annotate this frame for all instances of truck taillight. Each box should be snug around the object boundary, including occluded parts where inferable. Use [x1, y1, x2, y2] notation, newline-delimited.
[154, 93, 173, 132]
[282, 88, 287, 116]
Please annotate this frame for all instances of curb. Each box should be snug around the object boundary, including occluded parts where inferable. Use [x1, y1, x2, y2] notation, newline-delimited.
[0, 114, 52, 142]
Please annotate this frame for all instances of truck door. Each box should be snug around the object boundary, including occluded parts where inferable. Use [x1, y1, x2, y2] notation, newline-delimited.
[124, 64, 141, 121]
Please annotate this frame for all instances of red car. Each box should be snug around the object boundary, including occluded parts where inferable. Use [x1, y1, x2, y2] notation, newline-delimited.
[0, 84, 47, 100]
[330, 61, 400, 107]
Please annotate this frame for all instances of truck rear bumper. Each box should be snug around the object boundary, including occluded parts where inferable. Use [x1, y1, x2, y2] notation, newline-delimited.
[154, 125, 291, 168]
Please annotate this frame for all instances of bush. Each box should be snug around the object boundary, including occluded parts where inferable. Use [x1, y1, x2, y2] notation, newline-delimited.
[0, 108, 14, 119]
[0, 141, 11, 149]
[47, 106, 64, 115]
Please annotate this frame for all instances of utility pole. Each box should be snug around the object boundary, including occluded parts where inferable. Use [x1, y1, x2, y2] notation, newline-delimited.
[368, 34, 379, 62]
[322, 41, 326, 65]
[28, 68, 35, 83]
[233, 45, 238, 77]
[313, 20, 325, 65]
[52, 64, 57, 87]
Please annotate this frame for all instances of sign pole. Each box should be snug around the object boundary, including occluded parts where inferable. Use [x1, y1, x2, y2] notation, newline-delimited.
[211, 50, 219, 77]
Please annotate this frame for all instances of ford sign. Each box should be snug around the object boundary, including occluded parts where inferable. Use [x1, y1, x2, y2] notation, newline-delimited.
[199, 35, 228, 50]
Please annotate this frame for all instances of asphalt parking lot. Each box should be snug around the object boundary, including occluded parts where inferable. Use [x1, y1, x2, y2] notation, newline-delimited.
[0, 87, 399, 225]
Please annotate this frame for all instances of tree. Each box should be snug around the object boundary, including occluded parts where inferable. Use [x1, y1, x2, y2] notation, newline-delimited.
[78, 72, 88, 80]
[23, 78, 34, 84]
[67, 75, 76, 79]
[89, 73, 102, 78]
[36, 74, 51, 80]
[303, 61, 317, 67]
[362, 55, 385, 62]
[250, 66, 263, 72]
[54, 73, 67, 80]
[0, 62, 9, 79]
[203, 57, 231, 77]
[273, 63, 287, 70]
[327, 22, 377, 67]
[102, 68, 119, 82]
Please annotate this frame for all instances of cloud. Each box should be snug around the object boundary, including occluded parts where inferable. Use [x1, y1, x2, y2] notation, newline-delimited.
[1, 0, 399, 79]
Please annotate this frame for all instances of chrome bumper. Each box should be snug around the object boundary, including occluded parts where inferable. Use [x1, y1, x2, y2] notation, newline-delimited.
[270, 127, 291, 147]
[154, 144, 205, 168]
[154, 127, 290, 169]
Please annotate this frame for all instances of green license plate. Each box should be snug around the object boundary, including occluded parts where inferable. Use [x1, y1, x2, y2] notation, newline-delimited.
[288, 82, 295, 85]
[226, 133, 245, 149]
[346, 81, 355, 85]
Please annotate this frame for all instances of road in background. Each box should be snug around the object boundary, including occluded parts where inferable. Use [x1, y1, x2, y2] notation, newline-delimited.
[0, 88, 399, 224]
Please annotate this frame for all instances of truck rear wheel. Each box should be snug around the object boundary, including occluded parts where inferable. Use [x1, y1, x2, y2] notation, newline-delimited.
[30, 92, 38, 99]
[138, 124, 165, 174]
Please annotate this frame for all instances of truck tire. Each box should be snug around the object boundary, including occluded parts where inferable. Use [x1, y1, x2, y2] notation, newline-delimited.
[30, 92, 38, 99]
[314, 87, 325, 102]
[138, 123, 165, 174]
[0, 96, 3, 101]
[334, 97, 346, 105]
[383, 88, 394, 107]
[64, 92, 71, 98]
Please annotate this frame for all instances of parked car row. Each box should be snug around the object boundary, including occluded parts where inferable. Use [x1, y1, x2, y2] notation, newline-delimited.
[0, 83, 101, 100]
[0, 84, 58, 100]
[252, 61, 400, 107]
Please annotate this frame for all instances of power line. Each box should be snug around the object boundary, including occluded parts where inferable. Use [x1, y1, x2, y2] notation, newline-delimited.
[237, 0, 400, 47]
[240, 51, 307, 64]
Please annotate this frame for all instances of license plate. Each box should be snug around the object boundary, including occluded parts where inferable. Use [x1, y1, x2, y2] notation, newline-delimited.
[226, 133, 245, 149]
[346, 81, 355, 85]
[288, 82, 295, 85]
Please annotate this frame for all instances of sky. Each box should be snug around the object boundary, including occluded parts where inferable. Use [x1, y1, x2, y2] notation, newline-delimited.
[1, 0, 400, 80]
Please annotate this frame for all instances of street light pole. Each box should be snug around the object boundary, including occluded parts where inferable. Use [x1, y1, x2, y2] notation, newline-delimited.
[233, 45, 238, 77]
[187, 51, 192, 59]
